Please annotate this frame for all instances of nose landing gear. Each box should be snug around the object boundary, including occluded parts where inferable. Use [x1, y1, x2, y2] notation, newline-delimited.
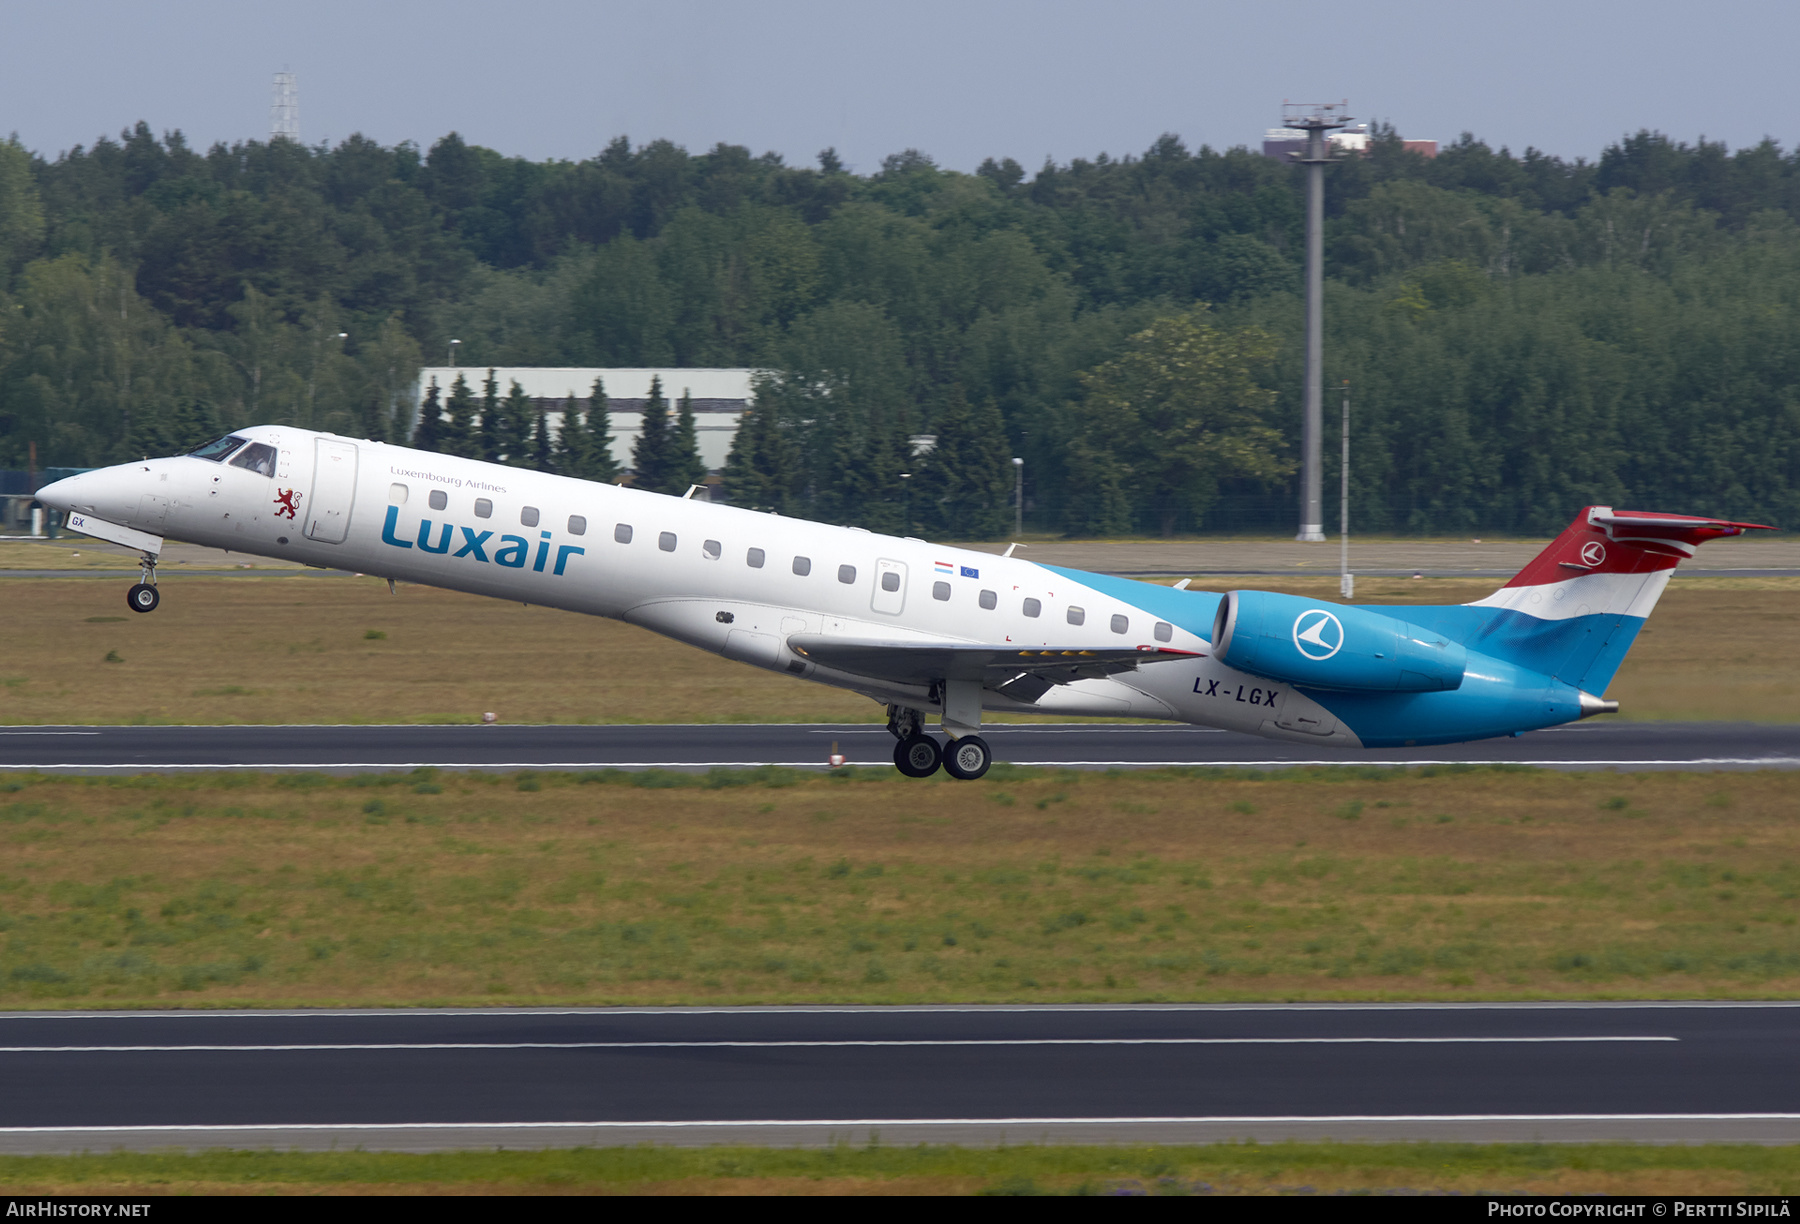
[126, 550, 160, 614]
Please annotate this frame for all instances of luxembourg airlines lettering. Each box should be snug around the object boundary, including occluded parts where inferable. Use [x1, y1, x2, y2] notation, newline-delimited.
[380, 506, 585, 575]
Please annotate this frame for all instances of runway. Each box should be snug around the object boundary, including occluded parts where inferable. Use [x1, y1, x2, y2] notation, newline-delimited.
[0, 720, 1794, 772]
[3, 1004, 1799, 1151]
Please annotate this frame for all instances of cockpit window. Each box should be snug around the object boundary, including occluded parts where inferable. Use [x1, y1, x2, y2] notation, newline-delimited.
[228, 442, 278, 477]
[190, 435, 248, 462]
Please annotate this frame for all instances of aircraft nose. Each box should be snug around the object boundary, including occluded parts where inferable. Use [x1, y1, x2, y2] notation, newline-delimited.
[34, 473, 87, 513]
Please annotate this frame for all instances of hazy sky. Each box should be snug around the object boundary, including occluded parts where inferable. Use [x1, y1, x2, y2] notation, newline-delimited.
[3, 1, 1792, 171]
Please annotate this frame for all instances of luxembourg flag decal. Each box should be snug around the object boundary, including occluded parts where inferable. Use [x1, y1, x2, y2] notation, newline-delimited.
[934, 560, 955, 574]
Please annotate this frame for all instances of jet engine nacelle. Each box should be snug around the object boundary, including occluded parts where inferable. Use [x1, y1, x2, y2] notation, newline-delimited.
[1212, 590, 1466, 693]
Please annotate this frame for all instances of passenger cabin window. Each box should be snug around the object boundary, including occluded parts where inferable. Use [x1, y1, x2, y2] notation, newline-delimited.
[474, 498, 492, 518]
[429, 489, 448, 511]
[978, 589, 997, 610]
[933, 581, 951, 601]
[747, 547, 766, 568]
[614, 524, 633, 544]
[1111, 614, 1129, 634]
[389, 483, 408, 504]
[1154, 621, 1173, 642]
[704, 539, 722, 560]
[659, 531, 677, 552]
[881, 572, 900, 592]
[838, 564, 856, 584]
[1067, 606, 1086, 626]
[228, 442, 278, 477]
[793, 556, 811, 576]
[521, 506, 540, 527]
[568, 515, 587, 535]
[190, 435, 247, 462]
[1023, 597, 1041, 617]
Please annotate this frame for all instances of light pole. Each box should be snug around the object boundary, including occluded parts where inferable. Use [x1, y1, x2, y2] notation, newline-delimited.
[1283, 100, 1350, 542]
[1339, 381, 1353, 599]
[448, 339, 461, 367]
[1012, 456, 1024, 537]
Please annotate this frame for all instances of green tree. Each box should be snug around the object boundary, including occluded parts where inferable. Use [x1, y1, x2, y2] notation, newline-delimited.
[441, 373, 477, 457]
[832, 416, 913, 533]
[721, 384, 802, 512]
[667, 389, 708, 493]
[631, 375, 674, 491]
[585, 376, 620, 482]
[356, 313, 422, 442]
[0, 136, 45, 279]
[496, 379, 535, 465]
[528, 402, 553, 471]
[0, 253, 214, 466]
[553, 393, 589, 477]
[1071, 311, 1292, 536]
[414, 378, 443, 450]
[916, 391, 1013, 539]
[478, 369, 507, 460]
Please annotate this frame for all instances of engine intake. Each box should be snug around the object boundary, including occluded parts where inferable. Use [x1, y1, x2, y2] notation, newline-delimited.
[1212, 590, 1466, 693]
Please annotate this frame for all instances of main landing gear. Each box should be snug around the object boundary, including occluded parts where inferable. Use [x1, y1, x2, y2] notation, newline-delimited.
[885, 703, 993, 781]
[126, 550, 160, 614]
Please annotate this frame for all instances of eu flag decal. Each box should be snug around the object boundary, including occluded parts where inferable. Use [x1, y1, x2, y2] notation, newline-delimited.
[961, 566, 979, 579]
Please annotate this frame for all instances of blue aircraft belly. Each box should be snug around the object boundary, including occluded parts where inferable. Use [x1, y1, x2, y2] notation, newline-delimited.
[1298, 651, 1581, 746]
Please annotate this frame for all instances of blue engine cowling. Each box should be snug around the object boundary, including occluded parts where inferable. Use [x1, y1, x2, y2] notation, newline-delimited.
[1212, 590, 1467, 692]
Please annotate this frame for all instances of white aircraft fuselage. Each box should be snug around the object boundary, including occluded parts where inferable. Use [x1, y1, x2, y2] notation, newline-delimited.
[37, 426, 1766, 778]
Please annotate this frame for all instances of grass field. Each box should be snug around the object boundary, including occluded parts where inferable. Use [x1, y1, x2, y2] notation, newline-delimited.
[0, 574, 1795, 724]
[4, 1142, 1799, 1195]
[1, 766, 1796, 1008]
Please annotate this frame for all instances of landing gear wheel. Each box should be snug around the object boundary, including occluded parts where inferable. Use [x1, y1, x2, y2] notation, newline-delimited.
[942, 734, 992, 781]
[893, 734, 942, 778]
[126, 583, 160, 614]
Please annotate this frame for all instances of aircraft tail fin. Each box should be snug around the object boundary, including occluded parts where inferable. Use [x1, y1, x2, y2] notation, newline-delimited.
[1459, 506, 1773, 694]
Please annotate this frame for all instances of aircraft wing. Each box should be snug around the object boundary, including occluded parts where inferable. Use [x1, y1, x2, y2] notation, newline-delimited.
[786, 634, 1202, 696]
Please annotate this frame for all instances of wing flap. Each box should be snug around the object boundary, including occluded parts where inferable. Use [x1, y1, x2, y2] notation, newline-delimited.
[786, 634, 1201, 688]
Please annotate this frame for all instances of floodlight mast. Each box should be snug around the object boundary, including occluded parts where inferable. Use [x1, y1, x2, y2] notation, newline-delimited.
[271, 72, 299, 142]
[1282, 100, 1350, 542]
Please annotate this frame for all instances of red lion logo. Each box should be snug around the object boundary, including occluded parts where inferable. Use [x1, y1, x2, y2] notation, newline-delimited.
[274, 488, 302, 520]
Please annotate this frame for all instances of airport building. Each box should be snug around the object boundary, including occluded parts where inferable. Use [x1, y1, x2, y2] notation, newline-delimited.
[412, 367, 755, 473]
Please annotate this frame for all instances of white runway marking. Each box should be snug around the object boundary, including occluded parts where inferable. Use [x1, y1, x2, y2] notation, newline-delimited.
[1, 1112, 1794, 1136]
[812, 727, 1229, 735]
[0, 1036, 1676, 1053]
[1007, 759, 1800, 768]
[3, 759, 1798, 771]
[6, 1000, 1792, 1019]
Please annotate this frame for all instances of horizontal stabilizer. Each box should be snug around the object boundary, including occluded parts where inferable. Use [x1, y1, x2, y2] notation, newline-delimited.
[786, 634, 1200, 688]
[1588, 508, 1774, 556]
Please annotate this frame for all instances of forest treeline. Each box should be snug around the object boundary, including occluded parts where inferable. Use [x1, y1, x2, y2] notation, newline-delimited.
[2, 121, 1799, 534]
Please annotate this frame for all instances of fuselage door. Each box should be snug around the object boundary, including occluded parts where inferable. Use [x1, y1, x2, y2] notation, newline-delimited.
[304, 437, 358, 544]
[872, 558, 907, 615]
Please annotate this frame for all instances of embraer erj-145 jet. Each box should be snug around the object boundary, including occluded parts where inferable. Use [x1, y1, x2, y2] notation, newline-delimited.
[36, 428, 1770, 780]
